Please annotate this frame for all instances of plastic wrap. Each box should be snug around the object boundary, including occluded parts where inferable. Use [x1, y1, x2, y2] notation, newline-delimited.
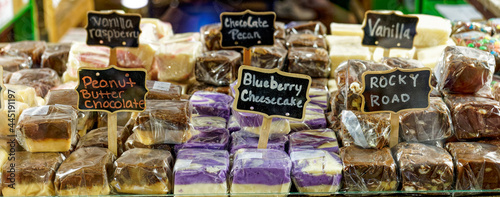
[140, 18, 173, 40]
[288, 128, 339, 154]
[444, 94, 500, 140]
[0, 136, 24, 151]
[446, 142, 500, 190]
[111, 148, 173, 194]
[286, 21, 327, 35]
[1, 152, 64, 196]
[191, 115, 227, 131]
[200, 23, 222, 51]
[97, 112, 131, 128]
[230, 130, 288, 155]
[286, 33, 328, 49]
[494, 82, 500, 102]
[124, 132, 172, 151]
[275, 22, 286, 39]
[451, 21, 493, 35]
[8, 68, 61, 98]
[435, 46, 495, 97]
[289, 103, 327, 132]
[290, 150, 342, 193]
[0, 51, 31, 72]
[133, 100, 190, 145]
[451, 31, 500, 73]
[174, 128, 230, 153]
[195, 50, 241, 86]
[54, 147, 115, 196]
[174, 149, 229, 195]
[227, 115, 241, 132]
[394, 143, 454, 191]
[63, 42, 109, 83]
[0, 101, 29, 136]
[146, 80, 182, 100]
[3, 70, 11, 83]
[232, 109, 291, 136]
[190, 91, 233, 120]
[341, 146, 398, 191]
[399, 97, 453, 143]
[41, 43, 71, 76]
[187, 81, 231, 95]
[250, 46, 287, 70]
[75, 127, 130, 156]
[16, 105, 78, 152]
[160, 32, 201, 44]
[155, 41, 203, 82]
[339, 110, 391, 149]
[3, 41, 46, 67]
[287, 47, 330, 78]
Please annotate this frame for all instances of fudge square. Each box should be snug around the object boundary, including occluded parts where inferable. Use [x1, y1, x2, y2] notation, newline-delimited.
[290, 150, 342, 193]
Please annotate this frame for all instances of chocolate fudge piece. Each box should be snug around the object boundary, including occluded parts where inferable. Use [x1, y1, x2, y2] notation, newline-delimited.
[446, 142, 500, 190]
[286, 33, 327, 49]
[8, 68, 61, 97]
[0, 51, 31, 72]
[200, 23, 222, 51]
[275, 21, 286, 39]
[290, 150, 342, 193]
[399, 97, 453, 142]
[191, 115, 227, 130]
[41, 43, 71, 76]
[394, 143, 454, 191]
[288, 47, 330, 77]
[111, 148, 173, 194]
[445, 94, 500, 140]
[190, 91, 233, 120]
[286, 21, 327, 35]
[341, 146, 398, 191]
[146, 80, 182, 100]
[124, 132, 172, 151]
[3, 41, 46, 67]
[339, 110, 391, 149]
[230, 130, 288, 155]
[187, 81, 231, 95]
[195, 50, 241, 86]
[55, 147, 116, 196]
[250, 46, 287, 70]
[174, 128, 230, 153]
[288, 128, 339, 154]
[16, 105, 78, 152]
[75, 127, 130, 156]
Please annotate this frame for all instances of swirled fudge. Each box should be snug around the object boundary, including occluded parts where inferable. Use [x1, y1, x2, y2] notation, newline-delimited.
[230, 130, 288, 155]
[200, 23, 222, 51]
[8, 68, 61, 97]
[195, 50, 241, 86]
[288, 47, 330, 78]
[289, 103, 327, 132]
[288, 128, 339, 154]
[124, 132, 172, 151]
[339, 110, 391, 149]
[250, 46, 287, 70]
[286, 21, 327, 35]
[291, 150, 342, 193]
[76, 126, 130, 156]
[174, 128, 230, 153]
[286, 33, 328, 49]
[191, 115, 227, 131]
[190, 91, 233, 120]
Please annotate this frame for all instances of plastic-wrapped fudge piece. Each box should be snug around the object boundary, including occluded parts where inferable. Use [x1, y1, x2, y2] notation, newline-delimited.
[55, 147, 115, 195]
[494, 82, 500, 102]
[0, 101, 29, 136]
[195, 50, 241, 86]
[3, 70, 11, 83]
[3, 41, 46, 67]
[399, 97, 453, 142]
[410, 14, 451, 48]
[133, 100, 190, 145]
[372, 47, 416, 62]
[111, 148, 173, 194]
[444, 94, 500, 140]
[8, 68, 61, 97]
[478, 139, 500, 147]
[289, 128, 339, 154]
[286, 21, 327, 35]
[286, 33, 328, 49]
[446, 142, 500, 190]
[435, 46, 495, 97]
[200, 23, 222, 51]
[41, 43, 71, 76]
[97, 112, 132, 128]
[191, 115, 227, 130]
[326, 35, 371, 76]
[63, 42, 109, 82]
[76, 127, 130, 156]
[0, 51, 31, 72]
[452, 21, 493, 35]
[330, 22, 363, 37]
[124, 132, 172, 151]
[146, 80, 182, 100]
[309, 87, 328, 111]
[155, 41, 203, 82]
[250, 46, 287, 70]
[230, 130, 288, 155]
[275, 21, 286, 39]
[160, 32, 200, 44]
[290, 150, 342, 193]
[227, 115, 241, 132]
[190, 91, 233, 120]
[288, 47, 330, 78]
[290, 103, 327, 132]
[187, 81, 231, 95]
[174, 149, 229, 195]
[394, 143, 454, 191]
[174, 128, 230, 153]
[0, 136, 23, 151]
[231, 149, 292, 195]
[339, 110, 391, 149]
[341, 146, 398, 191]
[3, 84, 37, 107]
[16, 105, 78, 152]
[232, 109, 291, 136]
[1, 152, 64, 196]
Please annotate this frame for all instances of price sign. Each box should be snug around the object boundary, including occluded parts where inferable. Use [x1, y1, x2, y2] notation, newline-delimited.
[86, 11, 142, 48]
[220, 10, 276, 49]
[362, 11, 418, 49]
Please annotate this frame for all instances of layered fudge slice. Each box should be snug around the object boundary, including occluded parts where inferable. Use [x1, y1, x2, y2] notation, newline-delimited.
[0, 101, 29, 136]
[289, 103, 327, 132]
[41, 43, 71, 76]
[124, 132, 172, 151]
[288, 128, 339, 154]
[111, 148, 173, 194]
[55, 147, 115, 195]
[227, 115, 241, 132]
[286, 21, 327, 35]
[410, 14, 451, 48]
[290, 150, 342, 193]
[230, 130, 288, 155]
[63, 42, 109, 83]
[8, 68, 61, 97]
[3, 41, 46, 67]
[174, 149, 229, 195]
[3, 84, 39, 107]
[339, 110, 391, 149]
[190, 91, 233, 120]
[146, 80, 182, 100]
[16, 105, 78, 152]
[232, 109, 291, 136]
[286, 33, 328, 49]
[155, 41, 203, 82]
[250, 46, 287, 70]
[1, 152, 64, 196]
[174, 128, 230, 153]
[341, 146, 398, 191]
[394, 143, 454, 191]
[191, 115, 227, 131]
[446, 142, 500, 190]
[200, 23, 222, 51]
[326, 35, 371, 76]
[195, 50, 241, 86]
[0, 51, 31, 72]
[75, 127, 130, 156]
[288, 47, 330, 78]
[231, 149, 292, 194]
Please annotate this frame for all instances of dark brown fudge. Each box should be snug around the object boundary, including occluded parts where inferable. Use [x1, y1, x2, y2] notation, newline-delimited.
[146, 80, 182, 100]
[250, 46, 287, 70]
[286, 33, 327, 49]
[274, 21, 286, 39]
[288, 47, 330, 78]
[3, 41, 46, 67]
[339, 110, 391, 149]
[76, 127, 130, 156]
[195, 50, 241, 86]
[286, 21, 327, 35]
[41, 43, 71, 76]
[8, 68, 61, 97]
[187, 81, 231, 95]
[0, 51, 31, 72]
[200, 23, 222, 51]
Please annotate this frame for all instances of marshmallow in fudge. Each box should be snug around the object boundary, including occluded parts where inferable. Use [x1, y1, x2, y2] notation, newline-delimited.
[174, 128, 230, 153]
[231, 149, 292, 194]
[111, 148, 173, 194]
[63, 42, 109, 83]
[290, 150, 342, 193]
[55, 147, 115, 196]
[341, 146, 398, 191]
[3, 41, 46, 67]
[0, 101, 29, 136]
[41, 43, 71, 76]
[250, 46, 287, 70]
[191, 115, 227, 131]
[227, 115, 241, 132]
[190, 91, 233, 120]
[174, 149, 229, 195]
[8, 68, 61, 97]
[0, 51, 31, 72]
[288, 128, 339, 154]
[195, 50, 241, 86]
[155, 41, 202, 82]
[146, 80, 182, 100]
[76, 127, 130, 156]
[124, 132, 172, 151]
[16, 105, 78, 152]
[290, 103, 327, 132]
[230, 130, 288, 155]
[288, 47, 330, 78]
[394, 143, 454, 191]
[339, 110, 391, 149]
[1, 152, 64, 196]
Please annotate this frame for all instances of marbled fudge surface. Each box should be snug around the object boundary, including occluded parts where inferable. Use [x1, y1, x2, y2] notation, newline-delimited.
[190, 91, 233, 120]
[230, 130, 288, 155]
[232, 149, 292, 185]
[174, 149, 229, 185]
[288, 128, 339, 153]
[290, 150, 342, 193]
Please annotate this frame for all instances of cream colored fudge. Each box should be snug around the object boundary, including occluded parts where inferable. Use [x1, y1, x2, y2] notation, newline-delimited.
[410, 14, 451, 48]
[0, 101, 29, 136]
[326, 35, 371, 76]
[155, 41, 203, 82]
[3, 84, 37, 107]
[330, 22, 363, 37]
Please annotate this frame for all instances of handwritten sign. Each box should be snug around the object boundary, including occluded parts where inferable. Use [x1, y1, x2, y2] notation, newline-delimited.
[76, 66, 148, 113]
[220, 10, 276, 49]
[362, 11, 418, 49]
[233, 66, 311, 120]
[361, 68, 432, 113]
[86, 11, 142, 48]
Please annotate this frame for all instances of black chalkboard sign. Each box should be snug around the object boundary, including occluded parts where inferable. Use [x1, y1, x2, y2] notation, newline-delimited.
[362, 11, 418, 49]
[76, 66, 148, 113]
[361, 68, 432, 113]
[220, 10, 276, 48]
[86, 11, 142, 48]
[233, 66, 311, 121]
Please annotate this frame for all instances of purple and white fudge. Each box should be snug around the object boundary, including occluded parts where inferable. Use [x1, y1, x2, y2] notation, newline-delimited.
[174, 149, 230, 195]
[231, 149, 292, 195]
[190, 91, 233, 120]
[227, 115, 241, 132]
[191, 115, 227, 131]
[290, 150, 342, 193]
[232, 109, 291, 135]
[174, 128, 230, 153]
[309, 88, 328, 111]
[289, 128, 339, 154]
[230, 131, 288, 155]
[290, 103, 327, 132]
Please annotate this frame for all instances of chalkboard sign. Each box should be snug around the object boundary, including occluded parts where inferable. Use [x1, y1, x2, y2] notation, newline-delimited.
[361, 68, 432, 113]
[86, 11, 142, 48]
[233, 66, 311, 121]
[362, 11, 418, 49]
[220, 10, 276, 48]
[76, 66, 148, 113]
